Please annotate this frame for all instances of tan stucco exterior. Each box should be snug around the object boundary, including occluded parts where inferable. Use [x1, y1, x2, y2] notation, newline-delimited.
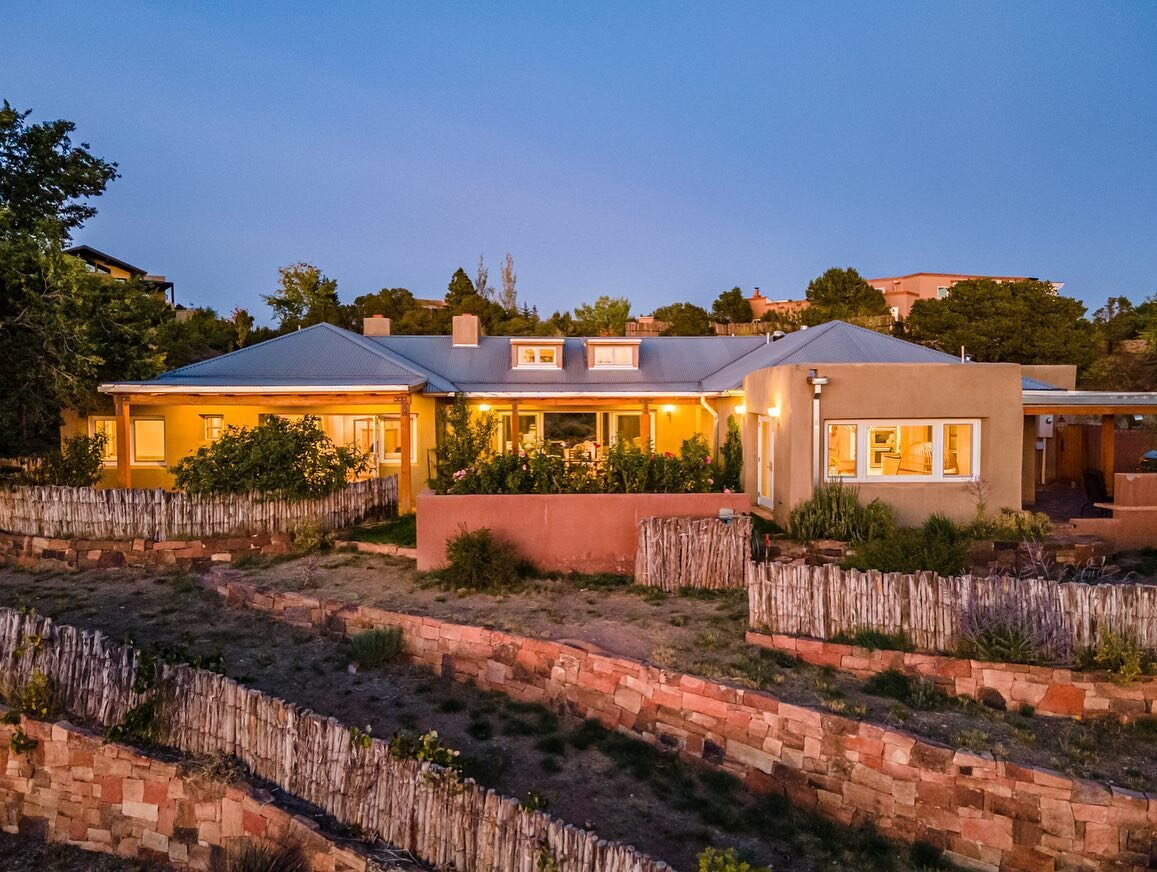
[741, 362, 1024, 526]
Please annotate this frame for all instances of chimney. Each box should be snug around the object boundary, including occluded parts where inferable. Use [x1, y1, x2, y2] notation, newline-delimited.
[363, 314, 391, 336]
[452, 313, 480, 347]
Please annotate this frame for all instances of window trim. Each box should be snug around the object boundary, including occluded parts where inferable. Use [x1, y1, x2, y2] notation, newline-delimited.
[510, 338, 564, 370]
[201, 414, 225, 441]
[824, 418, 980, 483]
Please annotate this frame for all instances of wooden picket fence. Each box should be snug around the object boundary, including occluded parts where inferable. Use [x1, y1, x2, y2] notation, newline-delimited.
[634, 516, 752, 590]
[0, 607, 668, 872]
[747, 561, 1157, 653]
[0, 477, 397, 540]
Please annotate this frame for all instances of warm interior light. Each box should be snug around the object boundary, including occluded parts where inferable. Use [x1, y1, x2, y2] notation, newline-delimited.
[734, 405, 747, 415]
[767, 406, 781, 418]
[478, 403, 491, 412]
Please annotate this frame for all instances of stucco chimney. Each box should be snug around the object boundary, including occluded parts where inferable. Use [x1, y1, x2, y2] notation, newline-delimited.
[452, 313, 480, 347]
[363, 315, 391, 336]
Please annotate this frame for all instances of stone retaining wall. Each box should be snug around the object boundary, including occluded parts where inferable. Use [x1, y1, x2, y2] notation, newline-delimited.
[207, 572, 1157, 872]
[746, 631, 1157, 721]
[0, 712, 388, 871]
[0, 530, 291, 570]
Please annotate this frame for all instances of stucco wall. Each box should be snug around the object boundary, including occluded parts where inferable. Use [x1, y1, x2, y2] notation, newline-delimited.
[742, 362, 1024, 526]
[416, 491, 752, 573]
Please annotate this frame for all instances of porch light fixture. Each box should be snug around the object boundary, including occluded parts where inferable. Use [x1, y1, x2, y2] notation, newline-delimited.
[734, 405, 746, 415]
[662, 404, 675, 415]
[478, 403, 491, 412]
[767, 406, 780, 418]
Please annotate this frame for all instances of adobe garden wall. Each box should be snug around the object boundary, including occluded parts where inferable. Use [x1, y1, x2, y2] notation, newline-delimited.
[0, 713, 383, 871]
[415, 490, 752, 573]
[747, 631, 1157, 721]
[208, 573, 1157, 872]
[0, 530, 291, 570]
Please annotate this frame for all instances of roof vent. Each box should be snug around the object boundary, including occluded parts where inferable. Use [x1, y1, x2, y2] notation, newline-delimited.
[363, 315, 391, 336]
[452, 313, 480, 347]
[771, 330, 785, 342]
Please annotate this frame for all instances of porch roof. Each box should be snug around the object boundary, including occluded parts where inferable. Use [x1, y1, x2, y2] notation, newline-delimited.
[1022, 390, 1157, 416]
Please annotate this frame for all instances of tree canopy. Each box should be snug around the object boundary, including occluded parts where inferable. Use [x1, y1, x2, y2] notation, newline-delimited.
[652, 302, 712, 335]
[903, 279, 1098, 367]
[262, 262, 348, 330]
[573, 295, 632, 336]
[801, 267, 889, 326]
[710, 287, 753, 324]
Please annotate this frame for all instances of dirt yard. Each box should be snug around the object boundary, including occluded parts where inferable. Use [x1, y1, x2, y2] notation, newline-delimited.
[0, 829, 160, 870]
[0, 563, 947, 872]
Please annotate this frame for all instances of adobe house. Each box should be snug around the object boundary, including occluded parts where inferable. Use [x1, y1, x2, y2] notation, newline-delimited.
[70, 315, 1156, 528]
[65, 244, 176, 305]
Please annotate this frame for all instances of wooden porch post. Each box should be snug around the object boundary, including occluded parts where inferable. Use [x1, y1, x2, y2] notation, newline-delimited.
[114, 395, 131, 489]
[511, 400, 520, 453]
[1100, 414, 1115, 497]
[640, 400, 651, 449]
[399, 395, 412, 513]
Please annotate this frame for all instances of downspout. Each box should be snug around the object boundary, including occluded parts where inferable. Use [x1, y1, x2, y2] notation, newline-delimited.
[699, 394, 719, 451]
[806, 370, 830, 489]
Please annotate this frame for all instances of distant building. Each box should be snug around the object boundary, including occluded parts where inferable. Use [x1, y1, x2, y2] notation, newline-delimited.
[626, 316, 669, 336]
[746, 288, 808, 320]
[65, 245, 175, 305]
[866, 273, 1064, 321]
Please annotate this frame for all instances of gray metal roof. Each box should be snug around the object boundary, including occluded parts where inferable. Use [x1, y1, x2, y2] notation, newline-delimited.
[1021, 376, 1064, 391]
[106, 320, 1077, 398]
[1023, 390, 1157, 408]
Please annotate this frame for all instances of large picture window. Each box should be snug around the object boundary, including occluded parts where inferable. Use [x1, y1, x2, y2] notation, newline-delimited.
[132, 419, 166, 465]
[826, 419, 980, 482]
[322, 415, 417, 464]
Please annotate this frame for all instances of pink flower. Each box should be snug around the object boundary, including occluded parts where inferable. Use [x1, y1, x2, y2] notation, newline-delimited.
[663, 451, 675, 458]
[705, 456, 712, 464]
[723, 487, 733, 494]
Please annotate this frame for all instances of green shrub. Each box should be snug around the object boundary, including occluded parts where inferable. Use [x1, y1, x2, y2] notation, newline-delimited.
[697, 846, 772, 872]
[225, 841, 306, 872]
[922, 512, 962, 544]
[862, 669, 943, 710]
[789, 482, 894, 542]
[349, 627, 404, 668]
[21, 433, 107, 487]
[828, 629, 914, 652]
[842, 528, 970, 576]
[291, 517, 324, 554]
[967, 508, 1051, 540]
[958, 596, 1071, 665]
[348, 514, 417, 547]
[717, 415, 744, 492]
[431, 395, 498, 492]
[1075, 631, 1156, 683]
[388, 729, 461, 769]
[171, 415, 369, 498]
[11, 671, 59, 721]
[440, 526, 527, 590]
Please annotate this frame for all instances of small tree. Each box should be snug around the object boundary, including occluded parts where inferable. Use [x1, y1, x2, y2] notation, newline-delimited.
[710, 287, 753, 324]
[22, 433, 107, 487]
[573, 295, 631, 336]
[652, 302, 712, 335]
[800, 267, 889, 327]
[171, 415, 368, 498]
[717, 415, 743, 491]
[431, 395, 496, 491]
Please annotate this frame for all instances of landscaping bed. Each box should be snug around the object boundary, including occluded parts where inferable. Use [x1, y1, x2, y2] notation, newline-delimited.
[0, 565, 946, 872]
[230, 553, 1157, 793]
[0, 829, 160, 871]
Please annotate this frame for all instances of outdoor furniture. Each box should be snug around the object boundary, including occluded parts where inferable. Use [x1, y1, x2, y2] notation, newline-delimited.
[1081, 470, 1112, 517]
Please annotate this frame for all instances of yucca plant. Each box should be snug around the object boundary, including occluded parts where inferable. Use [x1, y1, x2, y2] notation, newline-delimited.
[226, 841, 306, 872]
[349, 627, 404, 668]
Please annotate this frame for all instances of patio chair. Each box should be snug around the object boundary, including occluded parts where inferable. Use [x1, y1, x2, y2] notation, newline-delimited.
[1080, 470, 1112, 518]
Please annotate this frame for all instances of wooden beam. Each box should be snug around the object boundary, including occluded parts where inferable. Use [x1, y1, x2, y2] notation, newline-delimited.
[1025, 406, 1157, 416]
[479, 397, 697, 409]
[118, 392, 412, 407]
[1101, 414, 1115, 497]
[511, 400, 520, 453]
[114, 395, 131, 489]
[399, 395, 412, 513]
[640, 400, 651, 449]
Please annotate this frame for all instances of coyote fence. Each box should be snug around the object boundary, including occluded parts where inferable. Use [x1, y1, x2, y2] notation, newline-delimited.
[0, 607, 667, 872]
[747, 561, 1157, 653]
[634, 515, 752, 590]
[0, 476, 397, 541]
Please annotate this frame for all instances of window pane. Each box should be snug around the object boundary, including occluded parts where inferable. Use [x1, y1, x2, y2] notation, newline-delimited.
[380, 417, 402, 458]
[594, 345, 632, 366]
[132, 420, 165, 463]
[353, 418, 376, 455]
[880, 424, 933, 476]
[827, 424, 857, 477]
[544, 413, 597, 450]
[615, 414, 642, 444]
[519, 347, 537, 364]
[538, 347, 555, 364]
[944, 424, 973, 476]
[93, 419, 117, 460]
[203, 415, 224, 441]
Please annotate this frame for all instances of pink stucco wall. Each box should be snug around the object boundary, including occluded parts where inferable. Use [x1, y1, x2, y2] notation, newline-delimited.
[416, 490, 753, 573]
[1069, 473, 1157, 549]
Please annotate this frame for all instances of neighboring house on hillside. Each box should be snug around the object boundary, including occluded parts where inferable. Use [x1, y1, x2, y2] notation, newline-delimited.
[867, 272, 1065, 322]
[72, 313, 1157, 526]
[65, 245, 176, 305]
[746, 288, 808, 320]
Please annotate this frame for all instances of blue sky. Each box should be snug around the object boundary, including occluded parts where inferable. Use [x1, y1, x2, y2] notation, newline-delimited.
[7, 2, 1157, 323]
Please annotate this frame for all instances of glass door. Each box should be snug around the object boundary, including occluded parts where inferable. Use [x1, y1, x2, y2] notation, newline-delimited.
[757, 416, 773, 508]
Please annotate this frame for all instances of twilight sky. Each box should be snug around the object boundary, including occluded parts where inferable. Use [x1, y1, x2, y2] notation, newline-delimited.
[7, 2, 1157, 323]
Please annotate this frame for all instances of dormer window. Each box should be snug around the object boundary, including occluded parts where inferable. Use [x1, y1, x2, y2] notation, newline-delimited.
[587, 339, 640, 370]
[510, 338, 564, 369]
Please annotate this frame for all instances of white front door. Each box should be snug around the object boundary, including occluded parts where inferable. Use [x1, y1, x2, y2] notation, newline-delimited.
[757, 415, 774, 509]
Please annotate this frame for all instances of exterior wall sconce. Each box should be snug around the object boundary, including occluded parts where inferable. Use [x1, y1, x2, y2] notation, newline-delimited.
[767, 406, 780, 418]
[478, 403, 491, 412]
[734, 405, 746, 415]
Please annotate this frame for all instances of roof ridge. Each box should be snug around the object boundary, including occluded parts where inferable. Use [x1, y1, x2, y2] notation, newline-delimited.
[337, 327, 455, 390]
[160, 323, 339, 378]
[695, 321, 838, 386]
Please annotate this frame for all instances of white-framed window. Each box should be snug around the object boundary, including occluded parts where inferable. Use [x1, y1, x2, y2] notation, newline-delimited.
[322, 414, 417, 464]
[515, 345, 560, 368]
[91, 418, 118, 465]
[936, 286, 950, 300]
[131, 419, 166, 465]
[201, 414, 225, 441]
[591, 344, 635, 369]
[825, 418, 980, 482]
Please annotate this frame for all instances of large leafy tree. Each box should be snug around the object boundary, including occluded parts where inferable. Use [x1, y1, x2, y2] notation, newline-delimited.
[904, 279, 1098, 367]
[156, 307, 245, 370]
[573, 295, 631, 336]
[652, 302, 712, 335]
[710, 287, 753, 324]
[262, 262, 350, 331]
[0, 101, 167, 453]
[800, 267, 889, 326]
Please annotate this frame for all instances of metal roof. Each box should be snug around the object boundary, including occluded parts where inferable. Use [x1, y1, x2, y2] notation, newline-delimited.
[103, 320, 1087, 398]
[1023, 390, 1157, 409]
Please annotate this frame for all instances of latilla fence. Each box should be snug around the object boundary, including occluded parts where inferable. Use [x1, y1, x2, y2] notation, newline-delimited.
[0, 477, 397, 540]
[747, 561, 1157, 653]
[634, 516, 751, 590]
[0, 607, 667, 872]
